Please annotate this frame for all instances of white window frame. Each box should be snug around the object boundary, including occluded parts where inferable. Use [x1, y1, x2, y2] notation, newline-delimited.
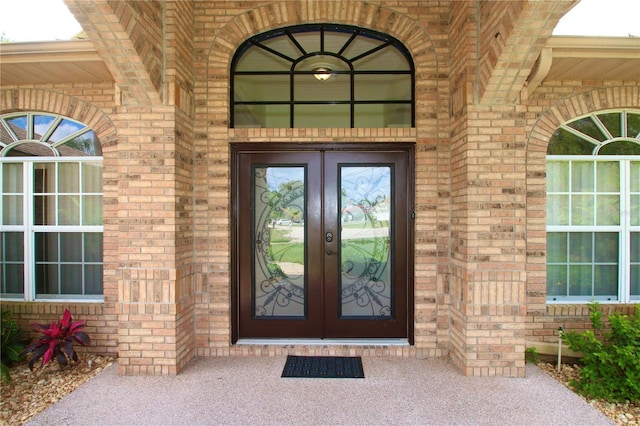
[1, 157, 104, 302]
[546, 156, 637, 303]
[1, 112, 103, 302]
[546, 108, 640, 304]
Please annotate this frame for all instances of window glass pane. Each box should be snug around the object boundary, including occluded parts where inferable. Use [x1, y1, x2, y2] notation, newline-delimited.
[294, 104, 350, 128]
[354, 75, 411, 101]
[60, 265, 83, 294]
[547, 161, 568, 192]
[547, 233, 567, 262]
[292, 29, 322, 55]
[33, 195, 56, 225]
[567, 117, 606, 141]
[2, 163, 23, 192]
[632, 162, 640, 193]
[594, 265, 618, 296]
[59, 163, 79, 192]
[569, 233, 592, 262]
[598, 141, 640, 155]
[632, 162, 640, 226]
[547, 194, 568, 225]
[34, 163, 55, 193]
[60, 233, 82, 262]
[33, 115, 56, 140]
[2, 232, 23, 261]
[82, 163, 103, 193]
[339, 166, 392, 318]
[597, 112, 621, 138]
[48, 118, 84, 143]
[84, 233, 103, 262]
[627, 112, 640, 138]
[571, 162, 593, 192]
[355, 45, 411, 71]
[2, 195, 23, 225]
[341, 35, 383, 61]
[85, 264, 103, 295]
[322, 31, 352, 56]
[571, 194, 594, 225]
[234, 47, 292, 72]
[594, 233, 618, 262]
[234, 75, 290, 102]
[36, 264, 58, 296]
[294, 74, 349, 102]
[2, 264, 24, 295]
[59, 195, 80, 225]
[60, 131, 100, 156]
[5, 142, 55, 157]
[569, 265, 592, 296]
[261, 33, 302, 60]
[35, 232, 58, 262]
[6, 116, 27, 135]
[380, 104, 411, 128]
[632, 265, 640, 298]
[596, 162, 619, 192]
[1, 232, 24, 295]
[547, 265, 567, 297]
[547, 128, 595, 155]
[632, 233, 639, 297]
[82, 195, 103, 226]
[596, 195, 620, 226]
[354, 104, 385, 128]
[253, 166, 306, 318]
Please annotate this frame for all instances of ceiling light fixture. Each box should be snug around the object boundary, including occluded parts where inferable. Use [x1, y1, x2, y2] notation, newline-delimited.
[313, 66, 333, 81]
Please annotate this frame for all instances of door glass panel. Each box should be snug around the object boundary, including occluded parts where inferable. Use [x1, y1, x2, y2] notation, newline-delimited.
[339, 166, 392, 318]
[253, 166, 306, 318]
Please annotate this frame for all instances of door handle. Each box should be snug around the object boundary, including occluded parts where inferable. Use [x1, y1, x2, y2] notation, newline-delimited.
[326, 250, 335, 255]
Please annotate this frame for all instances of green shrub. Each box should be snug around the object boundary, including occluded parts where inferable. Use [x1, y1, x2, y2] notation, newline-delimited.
[1, 310, 25, 384]
[525, 346, 539, 364]
[562, 302, 640, 402]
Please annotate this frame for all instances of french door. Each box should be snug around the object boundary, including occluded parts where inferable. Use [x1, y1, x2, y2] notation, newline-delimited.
[233, 144, 413, 340]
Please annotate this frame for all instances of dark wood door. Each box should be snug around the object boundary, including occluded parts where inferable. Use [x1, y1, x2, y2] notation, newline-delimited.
[234, 145, 412, 339]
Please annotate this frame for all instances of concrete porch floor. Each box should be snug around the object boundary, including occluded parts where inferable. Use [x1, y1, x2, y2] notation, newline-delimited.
[27, 356, 612, 425]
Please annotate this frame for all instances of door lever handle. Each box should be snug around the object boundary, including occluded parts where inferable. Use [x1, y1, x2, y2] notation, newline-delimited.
[326, 250, 335, 255]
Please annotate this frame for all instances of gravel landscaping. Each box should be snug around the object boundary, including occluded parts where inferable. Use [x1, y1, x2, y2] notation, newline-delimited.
[0, 354, 115, 425]
[538, 362, 639, 425]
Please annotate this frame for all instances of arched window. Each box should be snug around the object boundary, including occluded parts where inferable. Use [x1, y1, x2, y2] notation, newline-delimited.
[231, 24, 414, 128]
[0, 112, 103, 301]
[546, 110, 640, 302]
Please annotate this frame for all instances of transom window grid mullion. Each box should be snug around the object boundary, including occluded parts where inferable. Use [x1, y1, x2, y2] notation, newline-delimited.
[231, 24, 414, 129]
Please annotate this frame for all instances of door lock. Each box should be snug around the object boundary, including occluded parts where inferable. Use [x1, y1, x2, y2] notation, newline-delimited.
[325, 232, 333, 243]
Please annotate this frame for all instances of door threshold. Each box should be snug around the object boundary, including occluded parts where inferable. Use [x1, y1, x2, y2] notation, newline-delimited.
[236, 338, 410, 346]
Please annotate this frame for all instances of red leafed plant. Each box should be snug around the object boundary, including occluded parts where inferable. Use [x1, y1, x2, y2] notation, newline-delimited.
[24, 309, 90, 369]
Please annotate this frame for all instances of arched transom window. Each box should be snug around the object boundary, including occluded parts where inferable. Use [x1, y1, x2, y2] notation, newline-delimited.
[231, 24, 415, 128]
[0, 112, 103, 301]
[546, 110, 640, 303]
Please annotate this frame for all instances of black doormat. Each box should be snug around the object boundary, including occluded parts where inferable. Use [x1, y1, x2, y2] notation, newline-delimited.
[281, 355, 365, 378]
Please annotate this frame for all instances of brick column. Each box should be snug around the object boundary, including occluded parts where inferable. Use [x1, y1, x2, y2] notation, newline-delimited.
[450, 105, 528, 377]
[115, 105, 186, 375]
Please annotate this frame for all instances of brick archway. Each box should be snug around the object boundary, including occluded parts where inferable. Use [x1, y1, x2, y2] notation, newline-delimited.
[0, 88, 117, 150]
